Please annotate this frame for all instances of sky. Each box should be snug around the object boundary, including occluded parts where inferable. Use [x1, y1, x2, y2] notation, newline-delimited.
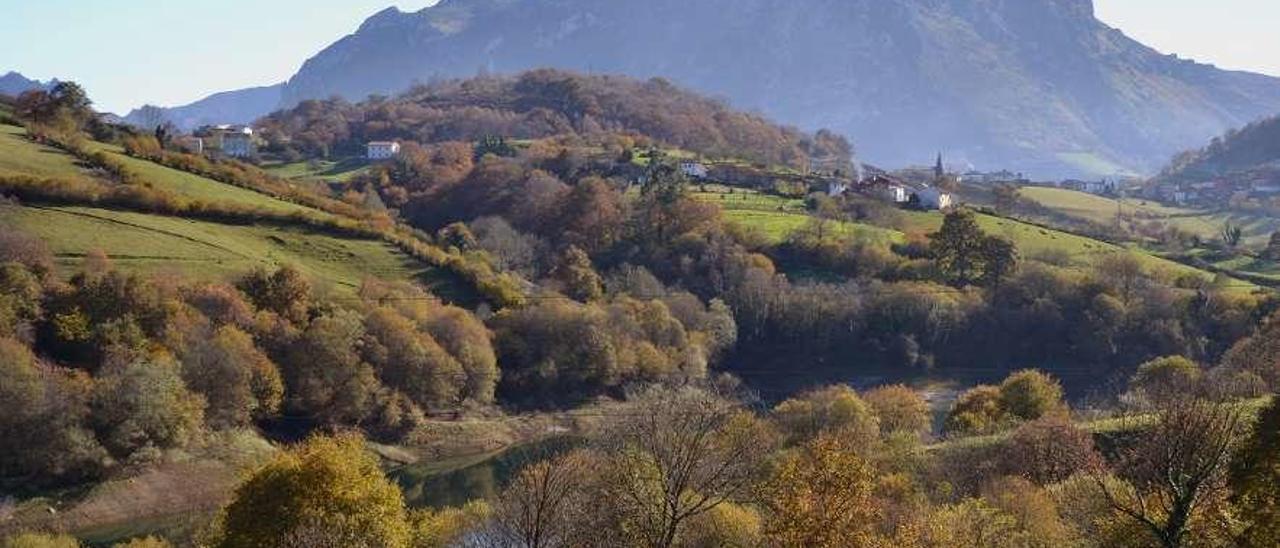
[2, 0, 1278, 114]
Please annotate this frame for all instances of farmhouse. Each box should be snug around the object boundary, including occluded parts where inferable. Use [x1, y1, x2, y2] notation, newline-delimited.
[679, 161, 709, 180]
[367, 141, 401, 160]
[855, 174, 910, 203]
[199, 125, 256, 158]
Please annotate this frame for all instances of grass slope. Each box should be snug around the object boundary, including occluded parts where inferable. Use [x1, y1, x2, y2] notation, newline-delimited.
[1022, 186, 1280, 246]
[0, 125, 468, 298]
[80, 140, 317, 215]
[0, 125, 88, 178]
[2, 203, 460, 294]
[696, 185, 1215, 280]
[261, 158, 371, 183]
[693, 187, 902, 244]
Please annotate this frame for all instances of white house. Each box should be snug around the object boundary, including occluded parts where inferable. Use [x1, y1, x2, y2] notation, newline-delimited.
[916, 187, 954, 210]
[367, 141, 401, 160]
[679, 161, 709, 180]
[219, 127, 255, 158]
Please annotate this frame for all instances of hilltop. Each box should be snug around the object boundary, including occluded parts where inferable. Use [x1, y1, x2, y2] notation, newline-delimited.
[0, 71, 55, 97]
[258, 69, 854, 169]
[257, 0, 1280, 178]
[1156, 113, 1280, 187]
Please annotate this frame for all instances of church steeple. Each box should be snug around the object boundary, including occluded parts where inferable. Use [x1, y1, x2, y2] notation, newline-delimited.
[934, 152, 945, 182]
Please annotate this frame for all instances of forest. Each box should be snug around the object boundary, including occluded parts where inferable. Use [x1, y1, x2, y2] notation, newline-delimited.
[1, 76, 1279, 547]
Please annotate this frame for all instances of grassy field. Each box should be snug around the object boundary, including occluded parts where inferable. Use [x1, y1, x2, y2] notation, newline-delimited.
[80, 140, 318, 215]
[261, 158, 371, 183]
[691, 185, 1229, 282]
[693, 187, 903, 244]
[1022, 186, 1280, 247]
[2, 203, 457, 294]
[0, 124, 89, 178]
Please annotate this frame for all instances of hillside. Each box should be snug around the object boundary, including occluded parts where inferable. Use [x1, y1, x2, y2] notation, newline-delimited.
[0, 123, 466, 298]
[258, 70, 853, 169]
[1156, 114, 1280, 186]
[249, 0, 1280, 178]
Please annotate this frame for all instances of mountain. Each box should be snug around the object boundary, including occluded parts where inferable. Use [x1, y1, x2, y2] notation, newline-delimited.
[0, 71, 55, 96]
[1156, 114, 1280, 186]
[124, 83, 283, 131]
[272, 0, 1280, 178]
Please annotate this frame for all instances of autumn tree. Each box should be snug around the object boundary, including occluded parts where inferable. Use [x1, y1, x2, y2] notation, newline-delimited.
[491, 450, 593, 548]
[1128, 356, 1204, 406]
[1, 533, 81, 548]
[216, 433, 412, 548]
[759, 434, 881, 547]
[180, 325, 283, 429]
[1231, 395, 1280, 547]
[599, 386, 775, 548]
[863, 384, 931, 437]
[283, 311, 380, 427]
[944, 385, 1007, 436]
[548, 245, 604, 302]
[1001, 415, 1101, 485]
[90, 357, 206, 459]
[1094, 399, 1247, 548]
[773, 384, 880, 445]
[237, 265, 312, 324]
[997, 370, 1065, 421]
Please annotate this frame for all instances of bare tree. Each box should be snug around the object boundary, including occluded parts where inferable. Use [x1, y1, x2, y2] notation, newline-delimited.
[491, 450, 593, 548]
[1093, 398, 1247, 548]
[599, 386, 776, 548]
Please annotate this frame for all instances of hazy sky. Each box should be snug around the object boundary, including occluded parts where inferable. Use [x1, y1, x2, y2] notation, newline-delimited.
[2, 0, 1278, 114]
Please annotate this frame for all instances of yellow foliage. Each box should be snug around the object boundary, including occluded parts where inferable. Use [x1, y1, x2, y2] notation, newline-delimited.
[215, 433, 412, 548]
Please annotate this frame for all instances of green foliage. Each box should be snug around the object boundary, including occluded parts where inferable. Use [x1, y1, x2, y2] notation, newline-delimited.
[929, 209, 1018, 288]
[216, 433, 412, 548]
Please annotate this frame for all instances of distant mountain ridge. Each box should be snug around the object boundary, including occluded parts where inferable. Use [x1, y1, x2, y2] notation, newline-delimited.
[0, 71, 56, 96]
[124, 84, 283, 131]
[267, 0, 1280, 178]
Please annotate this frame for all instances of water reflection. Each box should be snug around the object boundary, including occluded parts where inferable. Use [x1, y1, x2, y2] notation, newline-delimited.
[392, 436, 582, 508]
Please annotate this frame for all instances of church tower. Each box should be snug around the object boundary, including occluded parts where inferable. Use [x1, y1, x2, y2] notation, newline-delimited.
[934, 152, 945, 182]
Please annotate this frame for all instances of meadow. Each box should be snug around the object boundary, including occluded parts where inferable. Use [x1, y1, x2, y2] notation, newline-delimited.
[0, 122, 465, 297]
